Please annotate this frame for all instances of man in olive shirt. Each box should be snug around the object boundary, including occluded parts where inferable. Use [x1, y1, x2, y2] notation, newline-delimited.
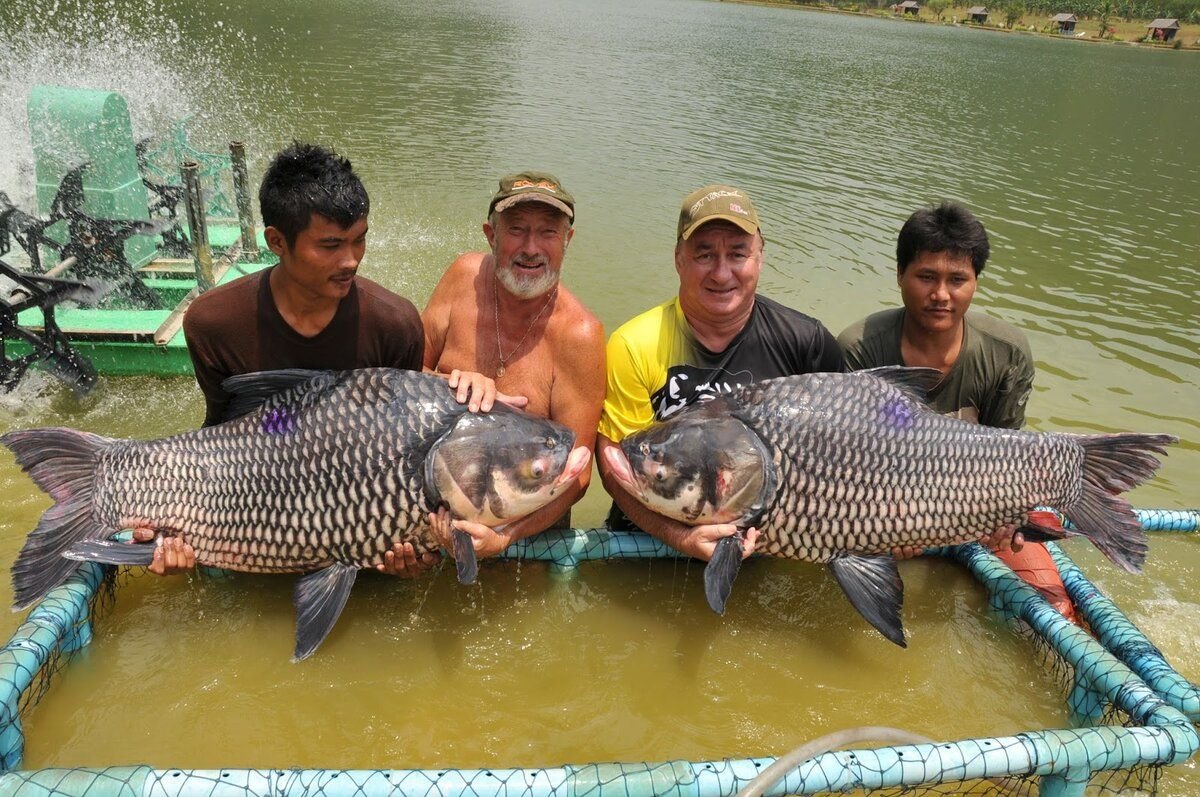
[838, 201, 1075, 620]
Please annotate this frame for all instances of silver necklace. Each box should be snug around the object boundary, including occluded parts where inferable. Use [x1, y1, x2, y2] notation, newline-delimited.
[494, 276, 557, 378]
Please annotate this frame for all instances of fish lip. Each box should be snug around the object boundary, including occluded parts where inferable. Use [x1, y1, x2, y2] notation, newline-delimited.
[552, 445, 591, 489]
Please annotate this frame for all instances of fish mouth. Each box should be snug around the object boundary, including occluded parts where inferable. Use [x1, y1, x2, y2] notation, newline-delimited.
[603, 444, 645, 500]
[553, 446, 592, 490]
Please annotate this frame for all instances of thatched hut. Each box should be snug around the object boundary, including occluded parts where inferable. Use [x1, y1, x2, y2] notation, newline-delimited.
[1051, 13, 1077, 34]
[1146, 18, 1180, 41]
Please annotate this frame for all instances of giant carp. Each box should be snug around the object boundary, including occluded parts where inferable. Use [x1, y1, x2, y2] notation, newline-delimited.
[3, 368, 590, 660]
[603, 367, 1175, 647]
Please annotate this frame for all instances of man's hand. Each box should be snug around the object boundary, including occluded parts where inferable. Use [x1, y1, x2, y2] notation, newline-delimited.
[375, 542, 441, 578]
[982, 522, 1024, 554]
[683, 524, 760, 562]
[428, 508, 513, 560]
[445, 370, 528, 412]
[130, 530, 196, 576]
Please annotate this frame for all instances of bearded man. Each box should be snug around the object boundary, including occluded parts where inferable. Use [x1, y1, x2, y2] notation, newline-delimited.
[409, 172, 605, 571]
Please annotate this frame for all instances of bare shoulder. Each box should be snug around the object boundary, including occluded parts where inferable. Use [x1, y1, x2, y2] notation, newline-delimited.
[550, 287, 605, 358]
[435, 251, 487, 291]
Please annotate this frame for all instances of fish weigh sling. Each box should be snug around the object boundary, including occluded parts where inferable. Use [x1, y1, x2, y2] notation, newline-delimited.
[606, 367, 1175, 646]
[2, 368, 589, 660]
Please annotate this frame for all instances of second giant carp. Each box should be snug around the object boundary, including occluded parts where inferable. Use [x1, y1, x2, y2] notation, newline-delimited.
[3, 368, 590, 660]
[603, 367, 1175, 646]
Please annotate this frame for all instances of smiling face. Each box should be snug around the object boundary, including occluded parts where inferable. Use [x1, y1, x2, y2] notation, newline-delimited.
[898, 249, 978, 336]
[675, 221, 763, 330]
[484, 203, 573, 300]
[267, 212, 368, 302]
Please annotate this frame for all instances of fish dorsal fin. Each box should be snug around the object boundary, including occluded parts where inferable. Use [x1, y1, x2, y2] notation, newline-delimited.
[856, 366, 943, 404]
[292, 562, 358, 661]
[220, 369, 334, 422]
[828, 554, 907, 648]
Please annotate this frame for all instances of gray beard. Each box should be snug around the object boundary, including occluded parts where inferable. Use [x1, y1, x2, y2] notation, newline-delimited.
[496, 261, 560, 300]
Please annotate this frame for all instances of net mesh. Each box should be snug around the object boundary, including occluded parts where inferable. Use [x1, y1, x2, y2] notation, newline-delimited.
[0, 528, 1195, 797]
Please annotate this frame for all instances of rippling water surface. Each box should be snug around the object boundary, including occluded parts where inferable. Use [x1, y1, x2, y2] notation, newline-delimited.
[0, 0, 1197, 790]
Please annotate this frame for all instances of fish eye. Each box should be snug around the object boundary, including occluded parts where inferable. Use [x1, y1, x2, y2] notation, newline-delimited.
[639, 442, 650, 456]
[544, 437, 555, 449]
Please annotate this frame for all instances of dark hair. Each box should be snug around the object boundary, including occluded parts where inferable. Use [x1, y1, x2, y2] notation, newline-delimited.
[258, 142, 369, 247]
[896, 201, 990, 275]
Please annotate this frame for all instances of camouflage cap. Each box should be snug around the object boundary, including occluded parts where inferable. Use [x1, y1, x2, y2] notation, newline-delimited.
[489, 171, 575, 220]
[677, 185, 760, 240]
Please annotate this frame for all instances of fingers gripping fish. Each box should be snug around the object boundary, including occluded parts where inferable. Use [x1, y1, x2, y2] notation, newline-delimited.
[607, 367, 1175, 647]
[2, 368, 589, 660]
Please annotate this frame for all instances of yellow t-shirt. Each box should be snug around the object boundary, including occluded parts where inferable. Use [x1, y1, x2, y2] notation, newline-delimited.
[599, 295, 845, 442]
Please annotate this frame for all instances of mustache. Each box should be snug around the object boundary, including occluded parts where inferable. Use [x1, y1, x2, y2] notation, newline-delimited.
[508, 256, 549, 268]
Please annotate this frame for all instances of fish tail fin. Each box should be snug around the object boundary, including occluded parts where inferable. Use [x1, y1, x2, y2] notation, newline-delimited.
[1063, 433, 1177, 574]
[1, 428, 115, 609]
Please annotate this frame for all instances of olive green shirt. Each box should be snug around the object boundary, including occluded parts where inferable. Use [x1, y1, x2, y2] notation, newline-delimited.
[837, 308, 1034, 430]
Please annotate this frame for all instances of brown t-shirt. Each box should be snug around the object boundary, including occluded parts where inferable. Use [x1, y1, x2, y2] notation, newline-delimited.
[183, 268, 424, 426]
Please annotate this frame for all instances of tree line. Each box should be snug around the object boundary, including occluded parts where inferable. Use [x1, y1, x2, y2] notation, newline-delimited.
[813, 0, 1200, 23]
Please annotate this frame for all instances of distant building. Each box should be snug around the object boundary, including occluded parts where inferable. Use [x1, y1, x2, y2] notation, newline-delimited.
[967, 5, 989, 22]
[897, 0, 920, 15]
[1146, 18, 1180, 41]
[1051, 13, 1077, 34]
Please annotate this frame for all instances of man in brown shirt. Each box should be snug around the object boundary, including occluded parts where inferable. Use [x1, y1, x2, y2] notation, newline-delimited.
[142, 143, 494, 574]
[186, 142, 424, 425]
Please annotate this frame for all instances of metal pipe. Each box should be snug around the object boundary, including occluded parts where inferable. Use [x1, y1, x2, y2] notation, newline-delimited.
[229, 142, 259, 259]
[180, 161, 214, 292]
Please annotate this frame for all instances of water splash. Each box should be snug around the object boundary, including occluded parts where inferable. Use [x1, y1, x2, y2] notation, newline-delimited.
[0, 0, 265, 202]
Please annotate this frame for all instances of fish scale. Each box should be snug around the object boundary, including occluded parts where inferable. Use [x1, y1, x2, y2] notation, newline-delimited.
[617, 367, 1175, 646]
[735, 375, 1083, 560]
[89, 370, 456, 571]
[3, 367, 583, 659]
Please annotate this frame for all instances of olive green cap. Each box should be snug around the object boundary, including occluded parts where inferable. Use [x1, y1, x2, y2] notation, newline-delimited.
[489, 171, 574, 220]
[677, 184, 760, 240]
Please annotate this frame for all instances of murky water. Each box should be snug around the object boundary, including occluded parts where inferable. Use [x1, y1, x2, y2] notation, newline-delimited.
[0, 0, 1197, 790]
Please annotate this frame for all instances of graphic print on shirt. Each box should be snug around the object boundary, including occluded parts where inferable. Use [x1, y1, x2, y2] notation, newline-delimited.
[650, 364, 756, 420]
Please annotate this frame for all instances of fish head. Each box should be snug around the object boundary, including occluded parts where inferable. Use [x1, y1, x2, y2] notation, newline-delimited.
[615, 410, 771, 526]
[426, 406, 590, 527]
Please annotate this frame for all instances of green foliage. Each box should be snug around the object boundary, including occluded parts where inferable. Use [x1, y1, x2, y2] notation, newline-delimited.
[1003, 0, 1025, 26]
[998, 0, 1194, 22]
[927, 0, 950, 18]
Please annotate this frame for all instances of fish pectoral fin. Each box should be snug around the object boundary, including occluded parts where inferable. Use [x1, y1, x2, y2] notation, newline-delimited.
[703, 535, 744, 615]
[828, 554, 907, 648]
[292, 562, 359, 662]
[63, 540, 156, 566]
[453, 529, 479, 585]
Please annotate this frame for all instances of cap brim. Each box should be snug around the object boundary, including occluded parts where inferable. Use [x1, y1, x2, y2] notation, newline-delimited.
[493, 194, 574, 219]
[680, 215, 759, 240]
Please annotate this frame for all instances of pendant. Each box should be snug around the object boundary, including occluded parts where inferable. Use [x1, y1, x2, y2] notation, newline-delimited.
[497, 364, 505, 377]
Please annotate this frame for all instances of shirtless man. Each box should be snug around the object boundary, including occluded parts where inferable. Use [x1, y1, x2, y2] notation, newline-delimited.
[415, 172, 605, 566]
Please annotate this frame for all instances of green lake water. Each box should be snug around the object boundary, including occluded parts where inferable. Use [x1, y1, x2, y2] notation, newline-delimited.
[0, 0, 1197, 790]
